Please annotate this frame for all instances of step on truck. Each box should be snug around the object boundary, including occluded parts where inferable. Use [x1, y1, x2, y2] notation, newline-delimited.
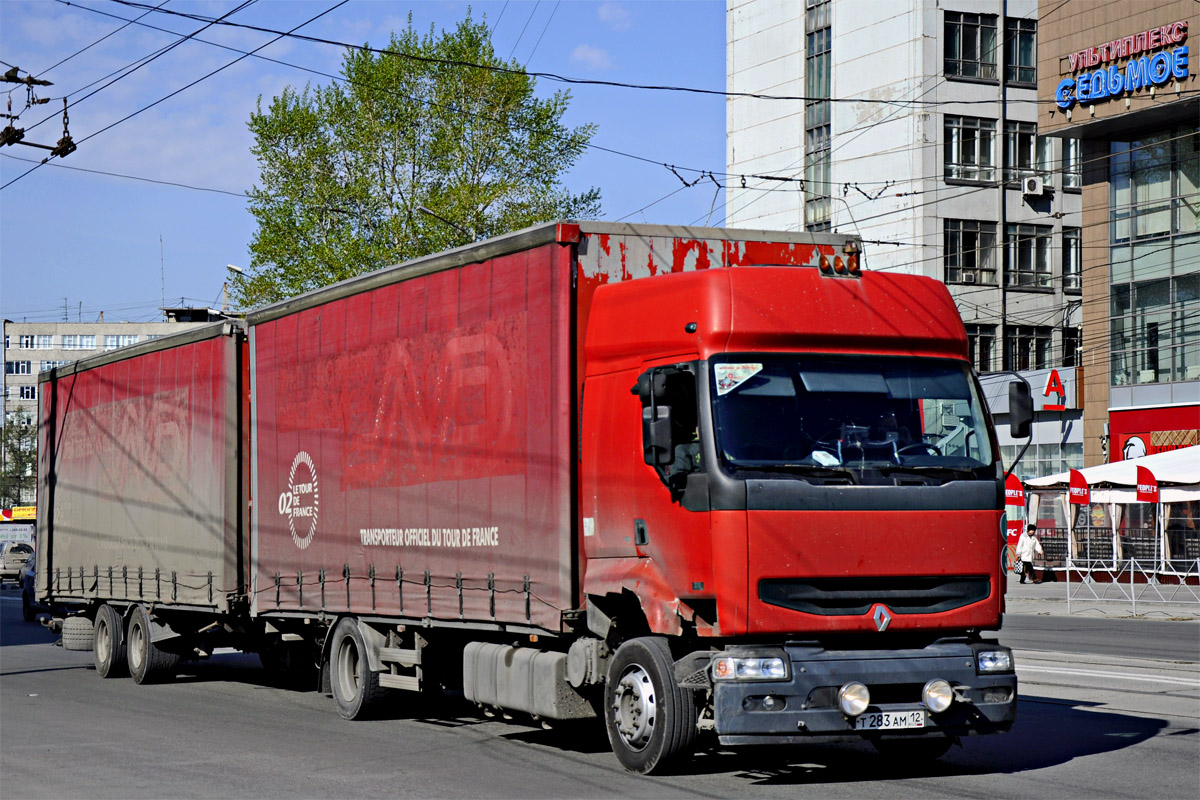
[35, 221, 1032, 774]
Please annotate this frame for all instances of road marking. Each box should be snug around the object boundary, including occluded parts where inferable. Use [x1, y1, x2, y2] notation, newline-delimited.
[1021, 665, 1200, 686]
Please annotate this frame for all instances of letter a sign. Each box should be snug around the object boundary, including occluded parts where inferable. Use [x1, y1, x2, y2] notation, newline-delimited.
[1136, 465, 1159, 503]
[1044, 369, 1066, 411]
[1069, 468, 1090, 505]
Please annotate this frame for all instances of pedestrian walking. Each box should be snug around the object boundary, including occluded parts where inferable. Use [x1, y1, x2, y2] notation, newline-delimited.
[1015, 524, 1043, 584]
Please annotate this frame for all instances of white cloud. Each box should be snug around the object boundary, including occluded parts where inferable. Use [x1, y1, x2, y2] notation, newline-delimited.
[597, 2, 632, 31]
[570, 44, 612, 70]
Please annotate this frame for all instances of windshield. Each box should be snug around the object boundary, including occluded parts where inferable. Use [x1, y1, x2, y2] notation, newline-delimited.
[711, 355, 995, 478]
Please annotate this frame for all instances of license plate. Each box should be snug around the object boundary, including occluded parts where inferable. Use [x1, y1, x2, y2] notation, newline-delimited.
[855, 710, 926, 730]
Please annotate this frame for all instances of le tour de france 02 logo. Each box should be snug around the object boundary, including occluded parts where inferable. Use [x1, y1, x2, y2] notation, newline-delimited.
[279, 451, 319, 549]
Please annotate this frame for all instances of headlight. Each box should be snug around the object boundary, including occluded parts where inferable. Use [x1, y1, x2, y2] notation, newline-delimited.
[711, 655, 788, 681]
[976, 649, 1013, 673]
[838, 681, 870, 716]
[922, 679, 954, 713]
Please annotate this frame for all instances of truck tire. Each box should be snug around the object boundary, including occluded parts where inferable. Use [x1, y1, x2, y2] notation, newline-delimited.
[604, 637, 697, 774]
[330, 618, 385, 720]
[21, 589, 35, 623]
[127, 605, 179, 684]
[93, 604, 128, 679]
[872, 735, 953, 761]
[61, 616, 94, 651]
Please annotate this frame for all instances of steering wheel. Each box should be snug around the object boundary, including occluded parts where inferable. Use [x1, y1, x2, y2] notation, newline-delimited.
[897, 442, 942, 457]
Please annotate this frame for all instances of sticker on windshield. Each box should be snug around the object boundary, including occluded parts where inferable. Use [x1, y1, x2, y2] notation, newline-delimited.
[715, 363, 763, 396]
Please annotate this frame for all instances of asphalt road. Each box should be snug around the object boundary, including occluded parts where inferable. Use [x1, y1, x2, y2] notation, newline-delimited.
[1, 588, 1197, 799]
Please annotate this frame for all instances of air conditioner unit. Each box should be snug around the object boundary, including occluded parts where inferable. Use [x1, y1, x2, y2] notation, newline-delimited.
[962, 272, 976, 284]
[1022, 175, 1045, 195]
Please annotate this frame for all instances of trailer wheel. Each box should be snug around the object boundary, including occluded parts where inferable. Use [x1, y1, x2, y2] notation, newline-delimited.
[330, 618, 385, 720]
[127, 605, 179, 685]
[603, 637, 697, 774]
[872, 735, 953, 762]
[93, 604, 128, 679]
[61, 616, 94, 651]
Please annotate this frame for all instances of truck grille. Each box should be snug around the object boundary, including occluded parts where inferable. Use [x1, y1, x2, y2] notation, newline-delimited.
[759, 576, 990, 616]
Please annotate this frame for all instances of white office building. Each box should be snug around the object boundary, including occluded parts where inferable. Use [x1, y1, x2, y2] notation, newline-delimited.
[727, 0, 1085, 474]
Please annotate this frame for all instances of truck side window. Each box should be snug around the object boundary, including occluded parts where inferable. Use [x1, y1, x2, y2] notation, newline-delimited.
[635, 367, 701, 497]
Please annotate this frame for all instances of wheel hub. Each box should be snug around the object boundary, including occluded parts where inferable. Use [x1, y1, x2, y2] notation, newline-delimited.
[612, 665, 657, 751]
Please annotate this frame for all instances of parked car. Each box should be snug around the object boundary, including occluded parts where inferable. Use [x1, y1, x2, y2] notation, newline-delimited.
[1, 542, 33, 584]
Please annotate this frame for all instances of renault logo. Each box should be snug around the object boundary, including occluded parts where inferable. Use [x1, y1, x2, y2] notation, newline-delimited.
[873, 605, 892, 632]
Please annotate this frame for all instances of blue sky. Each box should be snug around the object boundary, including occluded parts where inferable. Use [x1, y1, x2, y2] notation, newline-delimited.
[0, 0, 726, 322]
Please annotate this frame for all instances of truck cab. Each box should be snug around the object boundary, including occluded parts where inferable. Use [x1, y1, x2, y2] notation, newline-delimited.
[580, 263, 1021, 769]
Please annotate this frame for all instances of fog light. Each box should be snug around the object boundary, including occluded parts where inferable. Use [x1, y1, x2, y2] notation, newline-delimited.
[982, 687, 1013, 704]
[922, 679, 954, 713]
[838, 681, 870, 716]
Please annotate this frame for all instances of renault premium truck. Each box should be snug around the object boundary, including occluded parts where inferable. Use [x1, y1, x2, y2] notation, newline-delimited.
[35, 221, 1029, 774]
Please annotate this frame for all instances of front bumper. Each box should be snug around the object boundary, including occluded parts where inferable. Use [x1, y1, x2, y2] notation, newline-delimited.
[712, 640, 1016, 746]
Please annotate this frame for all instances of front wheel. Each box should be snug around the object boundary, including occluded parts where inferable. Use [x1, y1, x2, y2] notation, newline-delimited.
[93, 604, 128, 679]
[127, 605, 179, 684]
[329, 618, 385, 720]
[603, 637, 697, 774]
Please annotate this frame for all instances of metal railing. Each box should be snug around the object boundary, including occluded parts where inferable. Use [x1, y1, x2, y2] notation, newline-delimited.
[1065, 557, 1200, 615]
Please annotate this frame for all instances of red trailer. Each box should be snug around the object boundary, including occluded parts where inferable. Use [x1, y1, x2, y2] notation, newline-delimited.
[36, 222, 1031, 774]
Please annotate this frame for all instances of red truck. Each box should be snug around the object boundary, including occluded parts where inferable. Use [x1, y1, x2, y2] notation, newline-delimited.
[36, 221, 1030, 774]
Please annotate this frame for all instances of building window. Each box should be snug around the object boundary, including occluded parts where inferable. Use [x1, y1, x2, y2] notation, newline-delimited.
[20, 334, 55, 349]
[1109, 126, 1200, 386]
[18, 385, 36, 400]
[1004, 122, 1050, 183]
[965, 324, 996, 373]
[1111, 128, 1199, 243]
[945, 219, 997, 284]
[945, 11, 997, 80]
[62, 335, 96, 350]
[805, 0, 831, 232]
[1006, 224, 1052, 288]
[105, 334, 139, 350]
[945, 116, 996, 182]
[1004, 17, 1036, 85]
[1063, 228, 1081, 293]
[805, 127, 831, 231]
[1005, 326, 1052, 371]
[40, 360, 68, 372]
[1111, 275, 1200, 385]
[1062, 327, 1081, 368]
[4, 360, 31, 375]
[1063, 138, 1082, 189]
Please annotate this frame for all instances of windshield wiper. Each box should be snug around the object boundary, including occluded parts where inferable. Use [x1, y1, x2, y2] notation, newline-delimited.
[882, 465, 976, 479]
[731, 462, 859, 481]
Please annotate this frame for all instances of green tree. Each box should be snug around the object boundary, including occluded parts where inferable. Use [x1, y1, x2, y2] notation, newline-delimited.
[0, 420, 37, 509]
[238, 14, 600, 307]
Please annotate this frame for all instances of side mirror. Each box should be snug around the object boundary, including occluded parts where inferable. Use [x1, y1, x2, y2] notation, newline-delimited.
[631, 371, 669, 402]
[642, 405, 673, 466]
[1009, 381, 1033, 439]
